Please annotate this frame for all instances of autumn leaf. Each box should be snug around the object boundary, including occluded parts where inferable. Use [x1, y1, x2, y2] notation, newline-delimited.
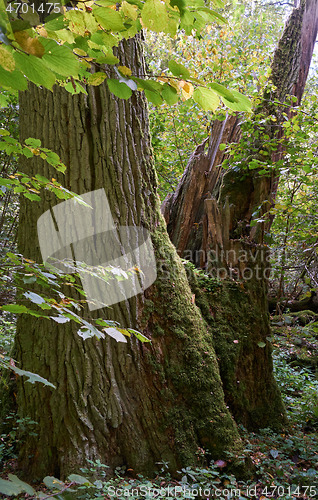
[14, 31, 45, 58]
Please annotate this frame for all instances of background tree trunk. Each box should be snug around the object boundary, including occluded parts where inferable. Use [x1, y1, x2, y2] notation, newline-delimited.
[15, 37, 245, 480]
[163, 0, 318, 429]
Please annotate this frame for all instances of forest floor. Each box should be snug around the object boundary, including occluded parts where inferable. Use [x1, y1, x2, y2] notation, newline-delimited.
[0, 311, 317, 499]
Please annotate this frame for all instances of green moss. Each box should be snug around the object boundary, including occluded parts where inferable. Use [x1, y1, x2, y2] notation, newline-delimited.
[140, 224, 246, 470]
[185, 264, 286, 431]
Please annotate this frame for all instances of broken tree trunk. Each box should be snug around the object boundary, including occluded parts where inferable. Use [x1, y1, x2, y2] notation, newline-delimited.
[163, 0, 318, 429]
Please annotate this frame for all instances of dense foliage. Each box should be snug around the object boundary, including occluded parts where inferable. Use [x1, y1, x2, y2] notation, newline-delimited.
[0, 0, 318, 497]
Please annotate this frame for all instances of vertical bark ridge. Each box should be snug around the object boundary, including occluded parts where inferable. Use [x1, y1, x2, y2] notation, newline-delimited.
[15, 36, 244, 479]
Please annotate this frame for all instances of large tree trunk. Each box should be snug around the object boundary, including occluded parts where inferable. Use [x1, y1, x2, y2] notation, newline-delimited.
[14, 36, 245, 480]
[163, 0, 318, 428]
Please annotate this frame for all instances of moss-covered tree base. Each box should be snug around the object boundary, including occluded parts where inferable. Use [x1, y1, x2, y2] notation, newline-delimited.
[185, 261, 287, 431]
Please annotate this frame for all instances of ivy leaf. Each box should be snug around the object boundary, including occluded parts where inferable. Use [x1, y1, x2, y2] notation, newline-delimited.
[193, 87, 219, 112]
[141, 0, 169, 33]
[221, 90, 252, 112]
[168, 60, 190, 79]
[257, 341, 266, 348]
[107, 79, 132, 99]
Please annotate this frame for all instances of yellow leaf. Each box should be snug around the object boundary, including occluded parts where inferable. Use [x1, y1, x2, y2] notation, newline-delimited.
[14, 31, 44, 58]
[180, 81, 194, 100]
[73, 48, 87, 56]
[118, 65, 132, 77]
[121, 1, 138, 20]
[36, 27, 48, 38]
[87, 72, 107, 86]
[0, 45, 15, 72]
[118, 328, 131, 337]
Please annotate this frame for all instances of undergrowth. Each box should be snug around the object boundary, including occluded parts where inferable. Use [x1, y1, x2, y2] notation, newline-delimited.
[0, 316, 318, 499]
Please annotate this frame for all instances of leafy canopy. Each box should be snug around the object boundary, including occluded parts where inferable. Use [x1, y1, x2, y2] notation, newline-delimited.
[0, 0, 251, 111]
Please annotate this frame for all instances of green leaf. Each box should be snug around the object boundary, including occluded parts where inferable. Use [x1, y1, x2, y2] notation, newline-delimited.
[1, 304, 29, 314]
[68, 474, 93, 486]
[25, 137, 41, 147]
[133, 77, 162, 92]
[10, 366, 56, 388]
[257, 341, 266, 348]
[211, 0, 224, 7]
[0, 66, 27, 91]
[128, 328, 151, 342]
[221, 90, 252, 112]
[141, 0, 169, 33]
[193, 87, 219, 112]
[115, 67, 137, 91]
[43, 476, 65, 491]
[14, 52, 56, 89]
[144, 89, 163, 106]
[35, 174, 50, 183]
[24, 192, 42, 201]
[168, 60, 190, 79]
[107, 78, 132, 99]
[161, 83, 178, 105]
[0, 478, 22, 496]
[93, 7, 126, 31]
[209, 83, 237, 103]
[23, 275, 37, 284]
[7, 475, 35, 496]
[41, 39, 79, 77]
[196, 7, 227, 24]
[219, 143, 227, 151]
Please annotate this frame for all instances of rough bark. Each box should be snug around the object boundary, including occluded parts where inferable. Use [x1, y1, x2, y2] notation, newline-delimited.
[14, 37, 244, 480]
[162, 0, 318, 429]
